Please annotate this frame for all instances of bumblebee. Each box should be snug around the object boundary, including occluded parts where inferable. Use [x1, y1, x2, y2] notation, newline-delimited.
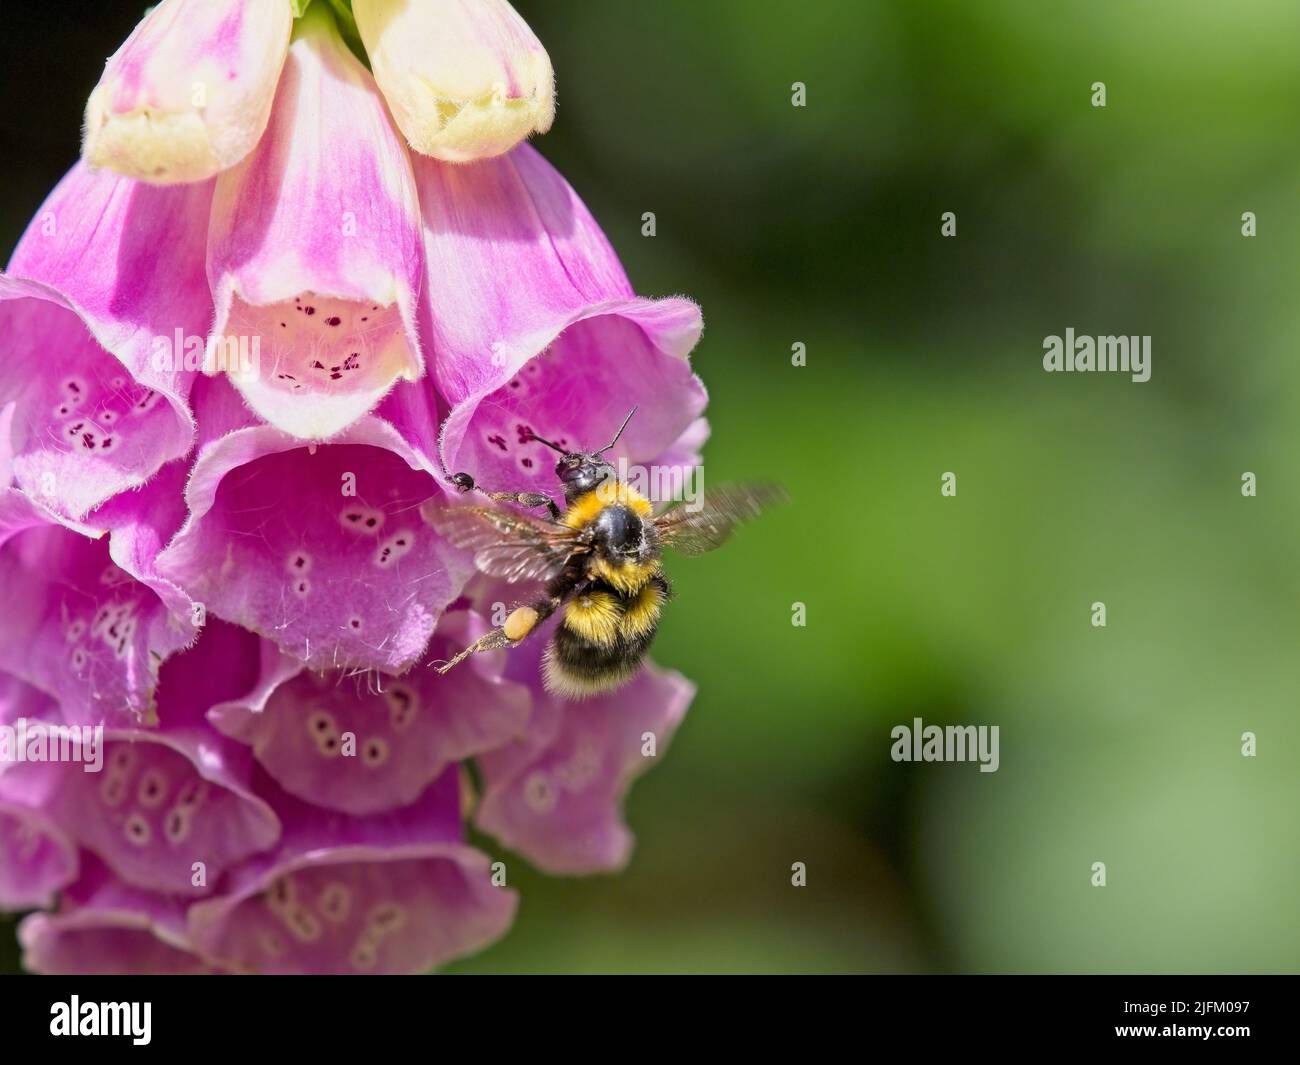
[422, 408, 782, 697]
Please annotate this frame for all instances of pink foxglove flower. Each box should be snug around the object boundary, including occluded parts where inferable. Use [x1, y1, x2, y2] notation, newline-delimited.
[414, 145, 708, 493]
[3, 0, 707, 974]
[207, 607, 531, 815]
[473, 618, 695, 874]
[187, 766, 515, 974]
[1, 166, 213, 519]
[0, 671, 77, 909]
[204, 4, 425, 439]
[0, 463, 196, 727]
[6, 622, 517, 975]
[19, 857, 218, 975]
[155, 378, 471, 675]
[0, 620, 280, 897]
[83, 0, 293, 185]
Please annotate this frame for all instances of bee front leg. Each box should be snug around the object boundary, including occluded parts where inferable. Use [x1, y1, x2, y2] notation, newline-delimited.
[447, 472, 561, 520]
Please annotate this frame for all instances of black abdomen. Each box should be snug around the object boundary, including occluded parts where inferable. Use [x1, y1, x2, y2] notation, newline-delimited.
[542, 575, 668, 698]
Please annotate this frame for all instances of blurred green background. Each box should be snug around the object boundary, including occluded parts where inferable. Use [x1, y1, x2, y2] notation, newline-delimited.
[3, 0, 1298, 973]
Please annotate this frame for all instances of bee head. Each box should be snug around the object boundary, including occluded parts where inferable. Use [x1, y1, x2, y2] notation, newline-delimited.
[554, 452, 616, 493]
[528, 407, 637, 498]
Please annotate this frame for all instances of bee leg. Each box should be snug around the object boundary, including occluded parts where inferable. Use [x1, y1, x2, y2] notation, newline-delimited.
[446, 472, 562, 520]
[483, 490, 562, 520]
[432, 627, 515, 674]
[432, 594, 565, 675]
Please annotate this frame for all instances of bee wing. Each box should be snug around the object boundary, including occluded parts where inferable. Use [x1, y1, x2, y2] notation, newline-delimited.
[653, 482, 786, 557]
[421, 501, 583, 582]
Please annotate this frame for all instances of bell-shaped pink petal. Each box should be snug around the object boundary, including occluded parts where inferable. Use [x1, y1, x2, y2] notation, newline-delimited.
[371, 376, 447, 487]
[0, 463, 197, 727]
[205, 5, 424, 440]
[153, 614, 267, 730]
[1, 164, 213, 518]
[0, 673, 78, 909]
[19, 858, 216, 974]
[0, 524, 174, 724]
[188, 769, 516, 973]
[0, 798, 78, 910]
[354, 0, 554, 162]
[83, 0, 293, 184]
[157, 411, 473, 675]
[415, 146, 708, 498]
[476, 638, 695, 874]
[1, 730, 278, 899]
[0, 621, 280, 895]
[0, 667, 59, 726]
[654, 414, 712, 473]
[208, 608, 532, 815]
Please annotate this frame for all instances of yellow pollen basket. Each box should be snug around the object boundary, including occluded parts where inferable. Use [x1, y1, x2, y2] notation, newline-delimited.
[503, 606, 540, 641]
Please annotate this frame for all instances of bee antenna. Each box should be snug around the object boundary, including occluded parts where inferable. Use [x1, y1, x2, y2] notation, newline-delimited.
[595, 406, 637, 455]
[526, 431, 568, 455]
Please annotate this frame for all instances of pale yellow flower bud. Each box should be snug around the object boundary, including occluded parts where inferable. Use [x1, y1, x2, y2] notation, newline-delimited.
[354, 0, 555, 163]
[82, 0, 293, 185]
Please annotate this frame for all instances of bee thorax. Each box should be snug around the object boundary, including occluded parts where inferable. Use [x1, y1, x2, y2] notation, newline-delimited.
[591, 504, 645, 559]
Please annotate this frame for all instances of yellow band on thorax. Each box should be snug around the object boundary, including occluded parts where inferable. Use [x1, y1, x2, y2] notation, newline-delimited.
[561, 480, 653, 529]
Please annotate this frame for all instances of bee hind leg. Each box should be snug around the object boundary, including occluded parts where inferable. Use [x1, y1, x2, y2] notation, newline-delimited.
[432, 627, 515, 675]
[432, 601, 555, 675]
